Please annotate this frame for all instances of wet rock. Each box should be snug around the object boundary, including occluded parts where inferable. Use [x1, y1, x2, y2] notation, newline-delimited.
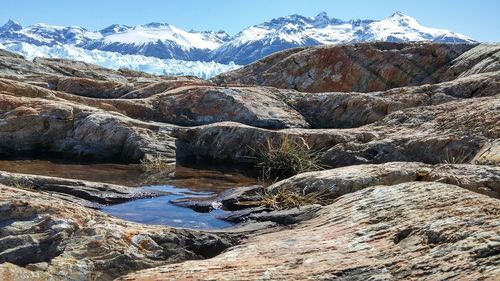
[169, 197, 217, 213]
[170, 185, 264, 212]
[217, 185, 265, 210]
[218, 206, 271, 224]
[0, 185, 236, 280]
[244, 204, 321, 225]
[0, 170, 163, 206]
[122, 182, 500, 280]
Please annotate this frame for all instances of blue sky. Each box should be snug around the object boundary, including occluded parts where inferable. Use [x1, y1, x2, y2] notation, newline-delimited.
[1, 0, 499, 42]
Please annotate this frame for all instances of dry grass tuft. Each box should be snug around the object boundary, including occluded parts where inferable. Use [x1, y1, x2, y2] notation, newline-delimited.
[443, 148, 472, 164]
[140, 156, 172, 173]
[250, 135, 324, 181]
[238, 185, 333, 210]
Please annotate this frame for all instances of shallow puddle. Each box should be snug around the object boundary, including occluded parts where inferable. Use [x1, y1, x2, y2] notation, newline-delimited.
[102, 185, 234, 229]
[0, 159, 258, 229]
[0, 159, 257, 188]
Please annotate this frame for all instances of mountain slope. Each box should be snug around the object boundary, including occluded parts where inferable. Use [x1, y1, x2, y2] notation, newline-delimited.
[0, 12, 475, 67]
[211, 12, 475, 64]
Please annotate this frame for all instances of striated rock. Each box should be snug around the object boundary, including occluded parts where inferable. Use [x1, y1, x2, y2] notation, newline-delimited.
[55, 77, 134, 98]
[33, 57, 131, 84]
[212, 42, 477, 92]
[0, 170, 162, 206]
[121, 182, 500, 280]
[156, 86, 308, 129]
[287, 71, 500, 128]
[0, 263, 52, 281]
[0, 93, 176, 162]
[0, 185, 236, 281]
[268, 162, 500, 199]
[473, 139, 500, 166]
[120, 77, 214, 99]
[174, 94, 499, 167]
[430, 43, 500, 81]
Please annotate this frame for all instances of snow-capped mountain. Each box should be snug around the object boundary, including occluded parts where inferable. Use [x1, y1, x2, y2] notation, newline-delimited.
[211, 12, 475, 64]
[0, 12, 475, 70]
[82, 23, 230, 61]
[0, 20, 102, 46]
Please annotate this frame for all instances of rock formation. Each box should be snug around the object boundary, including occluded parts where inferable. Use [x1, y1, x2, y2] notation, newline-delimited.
[0, 43, 498, 280]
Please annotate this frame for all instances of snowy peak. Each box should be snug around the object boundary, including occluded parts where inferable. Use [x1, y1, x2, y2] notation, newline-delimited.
[0, 12, 476, 65]
[363, 12, 474, 43]
[99, 24, 131, 36]
[100, 22, 225, 50]
[0, 20, 22, 32]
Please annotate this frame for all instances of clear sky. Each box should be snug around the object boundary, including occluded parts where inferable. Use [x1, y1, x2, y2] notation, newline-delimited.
[1, 0, 499, 42]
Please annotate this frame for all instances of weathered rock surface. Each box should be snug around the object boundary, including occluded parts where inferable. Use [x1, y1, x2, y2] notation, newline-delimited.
[156, 86, 308, 128]
[0, 185, 236, 281]
[174, 94, 499, 167]
[0, 93, 176, 162]
[268, 162, 500, 199]
[212, 42, 478, 92]
[0, 170, 162, 206]
[0, 43, 499, 281]
[212, 43, 500, 94]
[122, 181, 500, 280]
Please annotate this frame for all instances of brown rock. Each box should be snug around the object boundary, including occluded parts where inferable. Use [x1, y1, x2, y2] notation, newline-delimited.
[212, 42, 477, 92]
[121, 181, 500, 280]
[0, 93, 176, 162]
[156, 86, 308, 129]
[0, 185, 236, 281]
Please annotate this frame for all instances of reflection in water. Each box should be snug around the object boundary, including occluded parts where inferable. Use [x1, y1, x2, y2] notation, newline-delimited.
[102, 185, 233, 229]
[0, 159, 258, 229]
[0, 159, 145, 186]
[0, 159, 257, 189]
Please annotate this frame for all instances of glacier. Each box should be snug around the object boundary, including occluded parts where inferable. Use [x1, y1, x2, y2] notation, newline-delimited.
[0, 42, 241, 79]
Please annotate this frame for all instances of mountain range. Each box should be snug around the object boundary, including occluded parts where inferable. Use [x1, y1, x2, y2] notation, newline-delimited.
[0, 12, 475, 76]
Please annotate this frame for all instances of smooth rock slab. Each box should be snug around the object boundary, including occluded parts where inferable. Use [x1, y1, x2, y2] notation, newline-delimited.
[121, 182, 500, 280]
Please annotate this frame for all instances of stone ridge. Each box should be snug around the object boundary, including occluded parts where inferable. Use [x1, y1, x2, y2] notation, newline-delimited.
[213, 43, 500, 93]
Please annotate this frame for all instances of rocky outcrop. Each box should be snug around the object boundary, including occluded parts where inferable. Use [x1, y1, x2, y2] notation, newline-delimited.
[0, 93, 176, 162]
[55, 77, 134, 98]
[268, 162, 500, 199]
[212, 42, 478, 92]
[0, 170, 162, 207]
[0, 185, 236, 281]
[173, 93, 499, 166]
[122, 181, 500, 280]
[0, 44, 499, 280]
[212, 43, 500, 94]
[156, 86, 308, 129]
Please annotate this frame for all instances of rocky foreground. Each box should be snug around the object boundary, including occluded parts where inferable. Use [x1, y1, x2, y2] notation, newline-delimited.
[0, 43, 499, 280]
